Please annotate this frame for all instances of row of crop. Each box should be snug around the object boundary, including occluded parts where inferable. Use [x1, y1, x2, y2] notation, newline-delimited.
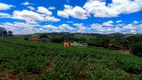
[0, 39, 142, 79]
[0, 37, 64, 50]
[1, 39, 142, 73]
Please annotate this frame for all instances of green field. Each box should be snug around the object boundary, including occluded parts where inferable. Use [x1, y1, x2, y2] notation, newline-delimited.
[0, 37, 142, 80]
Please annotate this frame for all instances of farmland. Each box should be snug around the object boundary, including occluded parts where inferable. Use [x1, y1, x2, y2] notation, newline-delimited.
[0, 37, 142, 80]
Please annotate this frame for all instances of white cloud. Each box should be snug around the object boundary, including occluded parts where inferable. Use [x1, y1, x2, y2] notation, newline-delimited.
[130, 30, 136, 34]
[103, 21, 114, 27]
[45, 16, 60, 22]
[121, 23, 142, 33]
[73, 23, 87, 31]
[21, 2, 30, 6]
[13, 10, 44, 21]
[28, 6, 35, 10]
[83, 0, 142, 17]
[116, 20, 122, 23]
[0, 22, 43, 34]
[57, 5, 71, 18]
[57, 5, 88, 19]
[133, 20, 139, 24]
[118, 24, 124, 27]
[123, 24, 135, 30]
[48, 7, 55, 10]
[57, 11, 69, 18]
[69, 6, 88, 19]
[13, 22, 30, 29]
[59, 24, 75, 31]
[37, 6, 52, 15]
[1, 21, 142, 34]
[64, 5, 72, 9]
[0, 22, 15, 30]
[0, 3, 14, 10]
[0, 12, 11, 18]
[114, 27, 122, 32]
[125, 1, 141, 13]
[13, 10, 60, 23]
[13, 22, 39, 28]
[42, 25, 57, 30]
[67, 21, 74, 23]
[91, 23, 105, 31]
[90, 23, 125, 33]
[83, 0, 118, 17]
[26, 20, 39, 25]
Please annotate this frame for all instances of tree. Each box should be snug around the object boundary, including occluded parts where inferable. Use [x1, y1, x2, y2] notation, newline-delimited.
[101, 37, 111, 48]
[7, 31, 13, 36]
[39, 34, 49, 39]
[131, 42, 142, 57]
[51, 36, 64, 43]
[24, 37, 29, 41]
[3, 31, 7, 36]
[0, 27, 7, 36]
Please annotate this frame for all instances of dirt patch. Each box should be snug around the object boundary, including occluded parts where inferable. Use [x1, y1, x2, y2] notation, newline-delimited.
[0, 71, 7, 80]
[0, 70, 42, 80]
[0, 71, 19, 80]
[113, 50, 130, 54]
[21, 73, 41, 80]
[46, 59, 56, 72]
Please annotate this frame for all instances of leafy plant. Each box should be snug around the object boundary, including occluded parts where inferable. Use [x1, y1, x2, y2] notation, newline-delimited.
[131, 42, 142, 57]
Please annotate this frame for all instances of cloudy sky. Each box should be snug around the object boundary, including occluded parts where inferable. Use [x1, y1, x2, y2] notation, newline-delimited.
[0, 0, 142, 34]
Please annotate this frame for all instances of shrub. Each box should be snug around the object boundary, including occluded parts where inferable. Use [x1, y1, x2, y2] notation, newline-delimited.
[39, 34, 49, 39]
[51, 36, 64, 43]
[131, 42, 142, 57]
[88, 41, 102, 47]
[24, 37, 29, 41]
[7, 31, 13, 36]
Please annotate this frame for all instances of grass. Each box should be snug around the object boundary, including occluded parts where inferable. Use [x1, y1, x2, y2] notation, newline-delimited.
[0, 36, 142, 80]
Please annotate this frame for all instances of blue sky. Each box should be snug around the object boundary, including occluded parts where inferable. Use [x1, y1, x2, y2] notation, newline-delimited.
[0, 0, 142, 34]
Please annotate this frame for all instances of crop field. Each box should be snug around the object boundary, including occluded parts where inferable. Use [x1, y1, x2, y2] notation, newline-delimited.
[0, 37, 142, 80]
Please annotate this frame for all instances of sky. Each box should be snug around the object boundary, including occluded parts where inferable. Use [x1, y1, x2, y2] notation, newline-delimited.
[0, 0, 142, 34]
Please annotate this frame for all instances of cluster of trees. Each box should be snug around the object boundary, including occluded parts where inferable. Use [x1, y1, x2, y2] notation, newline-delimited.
[27, 32, 142, 57]
[131, 42, 142, 57]
[0, 27, 13, 36]
[38, 33, 142, 50]
[0, 31, 13, 36]
[34, 33, 142, 57]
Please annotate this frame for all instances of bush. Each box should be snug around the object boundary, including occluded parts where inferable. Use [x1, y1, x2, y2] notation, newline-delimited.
[24, 37, 29, 41]
[131, 42, 142, 57]
[88, 41, 102, 47]
[51, 36, 64, 43]
[39, 34, 49, 39]
[7, 31, 13, 36]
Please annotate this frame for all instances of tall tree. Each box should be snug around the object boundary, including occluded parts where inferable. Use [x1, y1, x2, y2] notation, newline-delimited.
[8, 31, 13, 36]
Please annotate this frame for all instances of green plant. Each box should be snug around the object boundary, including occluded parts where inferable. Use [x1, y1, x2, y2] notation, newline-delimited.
[131, 42, 142, 57]
[0, 37, 142, 79]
